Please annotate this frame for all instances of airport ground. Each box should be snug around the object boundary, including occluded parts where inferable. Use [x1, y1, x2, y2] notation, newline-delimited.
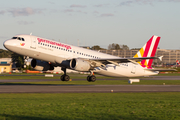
[0, 73, 180, 120]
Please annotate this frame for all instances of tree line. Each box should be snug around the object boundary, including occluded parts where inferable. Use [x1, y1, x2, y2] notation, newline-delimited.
[91, 43, 129, 50]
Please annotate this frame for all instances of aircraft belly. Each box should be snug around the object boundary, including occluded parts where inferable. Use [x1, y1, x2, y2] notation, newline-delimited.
[94, 66, 131, 77]
[94, 64, 157, 77]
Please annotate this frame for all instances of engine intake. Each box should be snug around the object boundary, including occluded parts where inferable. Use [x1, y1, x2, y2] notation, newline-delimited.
[31, 59, 54, 71]
[70, 58, 91, 72]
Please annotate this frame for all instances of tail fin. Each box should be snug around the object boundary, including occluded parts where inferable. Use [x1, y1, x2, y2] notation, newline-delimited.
[134, 35, 161, 69]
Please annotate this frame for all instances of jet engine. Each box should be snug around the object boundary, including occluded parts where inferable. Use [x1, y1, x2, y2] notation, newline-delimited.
[31, 59, 54, 71]
[70, 58, 91, 72]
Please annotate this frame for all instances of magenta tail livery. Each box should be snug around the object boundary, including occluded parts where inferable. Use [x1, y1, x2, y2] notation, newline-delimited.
[134, 35, 160, 69]
[3, 34, 168, 82]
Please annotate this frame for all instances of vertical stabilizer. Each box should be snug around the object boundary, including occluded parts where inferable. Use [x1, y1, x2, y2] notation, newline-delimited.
[134, 35, 161, 69]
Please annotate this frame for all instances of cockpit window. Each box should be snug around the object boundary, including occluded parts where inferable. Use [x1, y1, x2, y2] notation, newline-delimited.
[12, 37, 25, 41]
[12, 37, 17, 39]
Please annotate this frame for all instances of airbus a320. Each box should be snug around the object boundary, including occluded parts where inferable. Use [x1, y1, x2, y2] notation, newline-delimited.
[4, 34, 164, 82]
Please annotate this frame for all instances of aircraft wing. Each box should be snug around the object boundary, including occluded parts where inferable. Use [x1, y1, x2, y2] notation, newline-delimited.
[87, 56, 161, 67]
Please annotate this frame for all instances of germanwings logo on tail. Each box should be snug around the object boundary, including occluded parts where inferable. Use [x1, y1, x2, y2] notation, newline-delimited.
[134, 35, 161, 69]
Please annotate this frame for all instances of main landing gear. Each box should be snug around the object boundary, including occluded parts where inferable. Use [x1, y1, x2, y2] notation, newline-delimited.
[87, 71, 96, 82]
[60, 68, 96, 82]
[60, 68, 70, 81]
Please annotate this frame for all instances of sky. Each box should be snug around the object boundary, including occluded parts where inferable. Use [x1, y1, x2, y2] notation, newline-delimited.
[0, 0, 180, 50]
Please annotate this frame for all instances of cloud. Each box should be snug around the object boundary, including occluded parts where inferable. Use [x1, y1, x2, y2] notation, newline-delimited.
[94, 4, 109, 7]
[119, 1, 134, 6]
[17, 21, 34, 25]
[93, 11, 99, 14]
[63, 9, 87, 14]
[119, 0, 180, 6]
[63, 9, 74, 13]
[166, 0, 180, 2]
[70, 4, 87, 8]
[0, 10, 5, 15]
[7, 7, 43, 17]
[100, 13, 114, 17]
[48, 1, 55, 4]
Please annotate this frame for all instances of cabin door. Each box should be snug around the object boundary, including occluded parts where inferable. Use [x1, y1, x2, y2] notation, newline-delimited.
[31, 36, 36, 49]
[131, 64, 136, 74]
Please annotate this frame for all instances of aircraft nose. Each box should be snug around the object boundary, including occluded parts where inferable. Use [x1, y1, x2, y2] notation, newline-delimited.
[3, 40, 14, 50]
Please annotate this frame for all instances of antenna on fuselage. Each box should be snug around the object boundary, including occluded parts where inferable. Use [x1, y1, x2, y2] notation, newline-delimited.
[30, 33, 32, 35]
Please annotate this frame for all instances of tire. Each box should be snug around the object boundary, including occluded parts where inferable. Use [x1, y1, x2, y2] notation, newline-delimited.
[61, 75, 65, 81]
[90, 75, 96, 82]
[64, 75, 70, 81]
[87, 75, 91, 82]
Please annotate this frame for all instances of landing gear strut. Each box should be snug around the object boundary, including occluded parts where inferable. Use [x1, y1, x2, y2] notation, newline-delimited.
[87, 71, 96, 82]
[61, 67, 70, 81]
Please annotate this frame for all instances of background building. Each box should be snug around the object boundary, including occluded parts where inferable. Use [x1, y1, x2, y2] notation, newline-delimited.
[0, 58, 12, 73]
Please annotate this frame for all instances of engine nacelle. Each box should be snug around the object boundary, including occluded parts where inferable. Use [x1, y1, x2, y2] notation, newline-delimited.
[31, 59, 54, 71]
[70, 58, 91, 72]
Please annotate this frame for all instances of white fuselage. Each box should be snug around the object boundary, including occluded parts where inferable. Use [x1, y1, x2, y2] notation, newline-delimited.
[4, 34, 158, 77]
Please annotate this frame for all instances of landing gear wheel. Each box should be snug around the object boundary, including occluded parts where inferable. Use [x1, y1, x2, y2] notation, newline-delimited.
[61, 75, 65, 81]
[64, 75, 70, 81]
[61, 74, 70, 81]
[90, 75, 96, 82]
[87, 75, 91, 82]
[87, 75, 96, 82]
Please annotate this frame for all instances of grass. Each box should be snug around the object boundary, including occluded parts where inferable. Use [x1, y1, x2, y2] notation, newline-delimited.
[0, 73, 180, 120]
[0, 73, 180, 85]
[0, 72, 180, 80]
[1, 80, 180, 85]
[0, 93, 180, 120]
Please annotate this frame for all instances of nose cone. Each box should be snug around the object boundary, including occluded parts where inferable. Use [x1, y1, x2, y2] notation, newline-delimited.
[3, 40, 10, 50]
[3, 40, 16, 50]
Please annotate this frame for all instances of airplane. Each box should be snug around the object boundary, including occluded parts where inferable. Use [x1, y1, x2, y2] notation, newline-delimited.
[4, 34, 163, 82]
